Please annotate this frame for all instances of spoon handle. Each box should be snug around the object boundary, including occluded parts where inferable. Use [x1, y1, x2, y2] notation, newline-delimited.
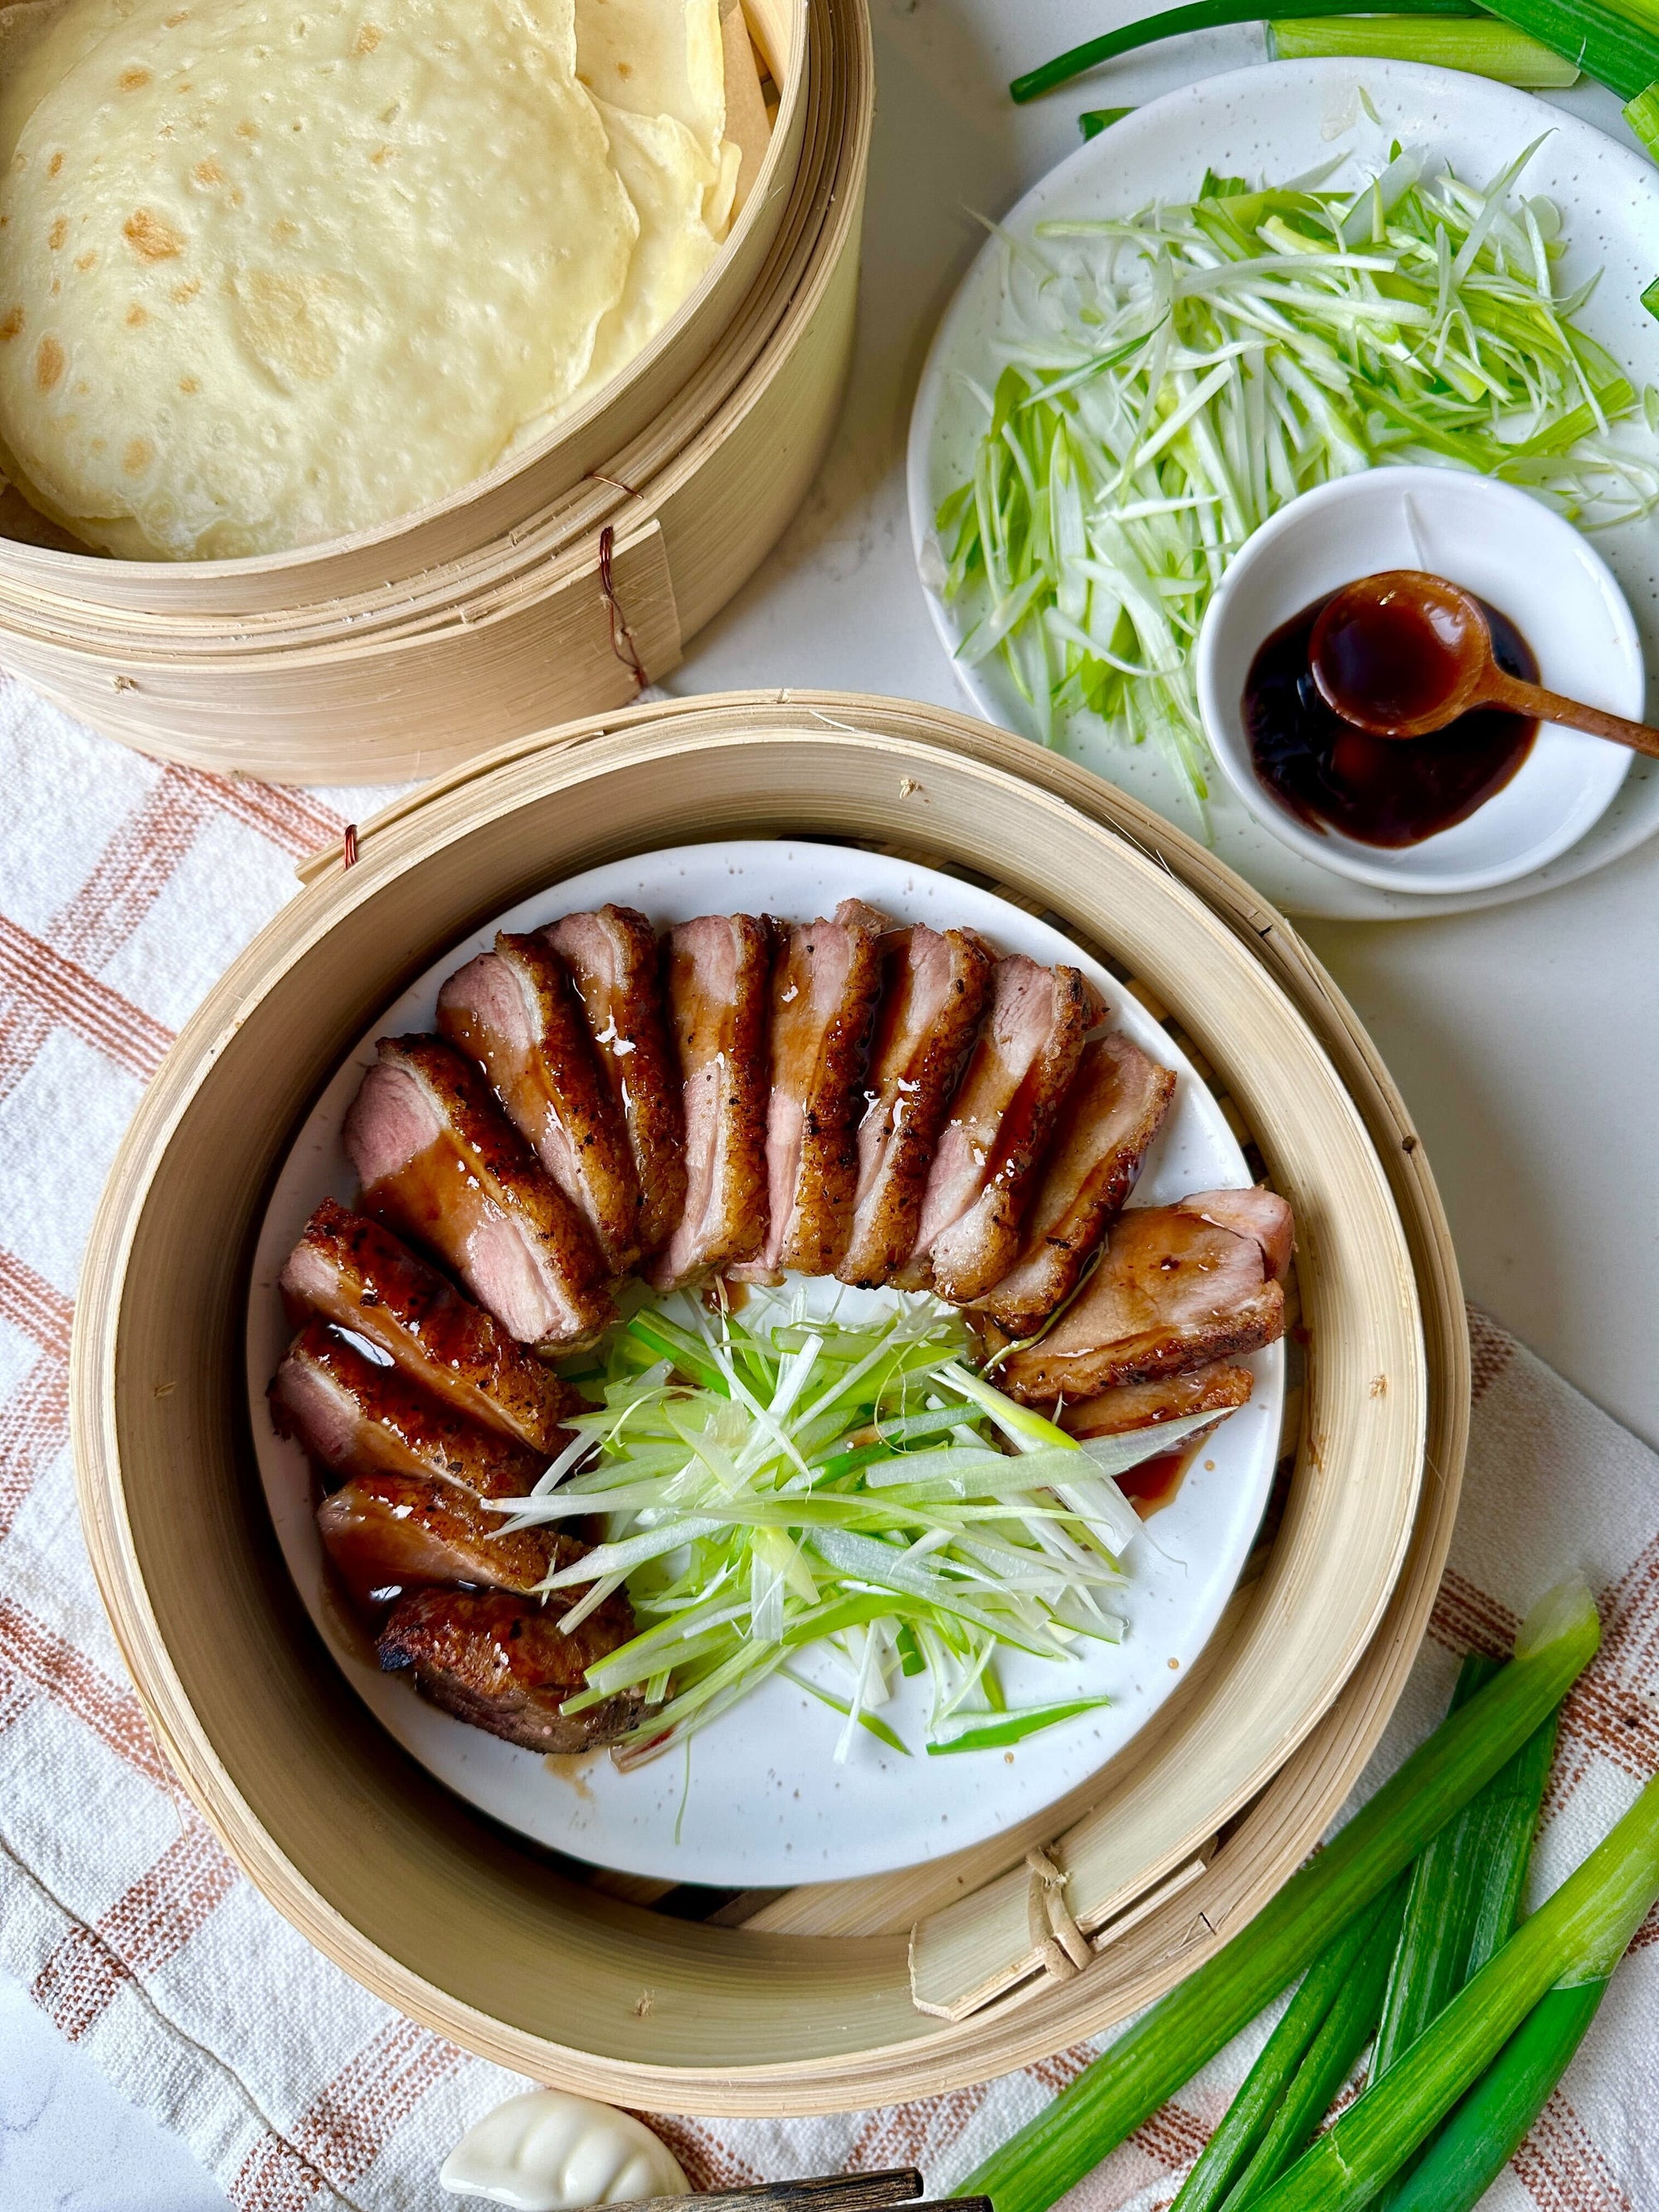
[1486, 671, 1659, 760]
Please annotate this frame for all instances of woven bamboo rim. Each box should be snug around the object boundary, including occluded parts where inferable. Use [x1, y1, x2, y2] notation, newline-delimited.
[73, 694, 1467, 2112]
[0, 0, 871, 781]
[0, 0, 809, 604]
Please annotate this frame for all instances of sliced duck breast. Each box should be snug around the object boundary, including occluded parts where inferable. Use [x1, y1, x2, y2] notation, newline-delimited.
[438, 933, 641, 1275]
[278, 1200, 570, 1455]
[377, 1587, 645, 1753]
[1000, 1199, 1288, 1405]
[1060, 1361, 1255, 1440]
[975, 1032, 1176, 1337]
[343, 1035, 612, 1350]
[650, 913, 773, 1288]
[316, 1471, 575, 1611]
[838, 924, 995, 1288]
[1177, 1187, 1295, 1283]
[542, 906, 686, 1257]
[735, 913, 886, 1280]
[904, 958, 1102, 1304]
[269, 1320, 551, 1498]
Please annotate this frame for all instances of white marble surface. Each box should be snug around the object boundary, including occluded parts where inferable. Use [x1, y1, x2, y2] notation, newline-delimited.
[6, 4, 1658, 2201]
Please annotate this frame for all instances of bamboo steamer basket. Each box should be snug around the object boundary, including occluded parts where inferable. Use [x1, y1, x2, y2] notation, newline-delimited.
[0, 0, 810, 595]
[0, 0, 873, 783]
[73, 693, 1469, 2114]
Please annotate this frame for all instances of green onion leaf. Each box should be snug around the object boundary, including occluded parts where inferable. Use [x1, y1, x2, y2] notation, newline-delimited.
[925, 1698, 1112, 1753]
[955, 1581, 1601, 2212]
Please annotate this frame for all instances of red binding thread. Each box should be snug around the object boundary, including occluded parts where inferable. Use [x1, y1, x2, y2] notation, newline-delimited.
[598, 523, 649, 693]
[341, 823, 359, 869]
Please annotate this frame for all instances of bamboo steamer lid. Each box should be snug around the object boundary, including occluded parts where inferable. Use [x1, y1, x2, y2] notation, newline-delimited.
[73, 694, 1467, 2112]
[0, 0, 811, 601]
[0, 0, 876, 783]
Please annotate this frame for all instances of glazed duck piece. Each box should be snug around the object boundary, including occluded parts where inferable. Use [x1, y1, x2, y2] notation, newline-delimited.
[837, 923, 995, 1288]
[279, 1200, 572, 1456]
[437, 932, 641, 1275]
[902, 958, 1102, 1305]
[735, 912, 887, 1281]
[269, 1320, 552, 1497]
[316, 1471, 573, 1610]
[649, 913, 773, 1288]
[542, 906, 687, 1258]
[1177, 1186, 1296, 1283]
[975, 1032, 1176, 1338]
[1061, 1360, 1256, 1440]
[999, 1191, 1292, 1405]
[343, 1034, 613, 1349]
[377, 1586, 645, 1752]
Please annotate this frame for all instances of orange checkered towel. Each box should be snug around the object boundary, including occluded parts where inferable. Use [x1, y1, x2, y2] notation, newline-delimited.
[0, 698, 1653, 2210]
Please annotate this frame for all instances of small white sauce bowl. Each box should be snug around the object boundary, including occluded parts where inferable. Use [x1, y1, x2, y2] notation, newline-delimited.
[1194, 468, 1644, 895]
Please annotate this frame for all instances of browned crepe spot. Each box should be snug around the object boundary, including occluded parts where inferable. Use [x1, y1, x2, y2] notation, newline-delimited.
[125, 301, 147, 326]
[172, 277, 201, 303]
[235, 118, 258, 137]
[178, 374, 198, 391]
[0, 309, 22, 341]
[46, 153, 63, 178]
[124, 209, 184, 260]
[231, 266, 338, 382]
[122, 436, 153, 472]
[192, 158, 226, 186]
[271, 216, 299, 243]
[48, 218, 67, 250]
[75, 251, 96, 271]
[119, 66, 152, 90]
[35, 335, 64, 390]
[354, 22, 382, 51]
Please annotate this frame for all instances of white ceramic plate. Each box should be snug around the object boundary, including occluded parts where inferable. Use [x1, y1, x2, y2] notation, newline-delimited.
[246, 840, 1283, 1886]
[907, 59, 1659, 921]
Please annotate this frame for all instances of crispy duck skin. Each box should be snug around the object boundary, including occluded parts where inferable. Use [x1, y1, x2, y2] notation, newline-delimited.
[974, 1032, 1176, 1337]
[438, 933, 641, 1275]
[542, 906, 686, 1257]
[734, 913, 887, 1281]
[649, 913, 773, 1288]
[905, 958, 1103, 1305]
[837, 923, 995, 1288]
[1000, 1198, 1290, 1405]
[343, 1034, 613, 1350]
[1060, 1361, 1255, 1440]
[317, 1471, 577, 1610]
[269, 1320, 552, 1497]
[278, 1201, 571, 1456]
[377, 1587, 645, 1753]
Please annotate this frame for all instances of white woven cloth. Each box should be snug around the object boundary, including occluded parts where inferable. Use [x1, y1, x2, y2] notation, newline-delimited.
[0, 686, 1654, 2212]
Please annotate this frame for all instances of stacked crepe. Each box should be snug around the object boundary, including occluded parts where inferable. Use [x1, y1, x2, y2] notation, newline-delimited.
[0, 0, 744, 558]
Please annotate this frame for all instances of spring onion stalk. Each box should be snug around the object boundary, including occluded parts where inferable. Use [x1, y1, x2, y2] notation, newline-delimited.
[954, 1580, 1600, 2212]
[504, 1291, 1219, 1762]
[1169, 1893, 1399, 2212]
[1009, 0, 1476, 100]
[1628, 83, 1659, 160]
[1268, 16, 1578, 78]
[1466, 0, 1659, 94]
[934, 149, 1659, 814]
[1384, 1980, 1607, 2212]
[1248, 1772, 1659, 2212]
[1080, 106, 1136, 138]
[1374, 1654, 1556, 2079]
[1218, 1882, 1408, 2209]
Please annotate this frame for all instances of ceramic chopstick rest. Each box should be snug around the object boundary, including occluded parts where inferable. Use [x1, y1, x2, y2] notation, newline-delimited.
[440, 2088, 688, 2210]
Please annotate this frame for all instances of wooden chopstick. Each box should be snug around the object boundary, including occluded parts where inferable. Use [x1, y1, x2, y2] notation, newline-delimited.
[570, 2172, 941, 2212]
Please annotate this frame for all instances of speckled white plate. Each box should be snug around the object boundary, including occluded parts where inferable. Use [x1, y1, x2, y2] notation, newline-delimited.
[246, 840, 1282, 1886]
[908, 60, 1659, 920]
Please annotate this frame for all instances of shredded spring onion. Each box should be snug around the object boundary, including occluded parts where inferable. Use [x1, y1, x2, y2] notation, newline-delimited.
[934, 145, 1659, 818]
[494, 1289, 1224, 1764]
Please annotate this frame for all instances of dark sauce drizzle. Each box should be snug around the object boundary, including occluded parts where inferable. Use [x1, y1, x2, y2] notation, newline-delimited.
[1243, 591, 1540, 848]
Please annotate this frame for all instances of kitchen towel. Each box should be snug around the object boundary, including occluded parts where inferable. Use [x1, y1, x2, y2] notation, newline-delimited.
[0, 687, 1653, 2212]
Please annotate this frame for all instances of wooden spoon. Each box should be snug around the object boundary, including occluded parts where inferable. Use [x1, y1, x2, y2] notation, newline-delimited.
[1308, 569, 1659, 759]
